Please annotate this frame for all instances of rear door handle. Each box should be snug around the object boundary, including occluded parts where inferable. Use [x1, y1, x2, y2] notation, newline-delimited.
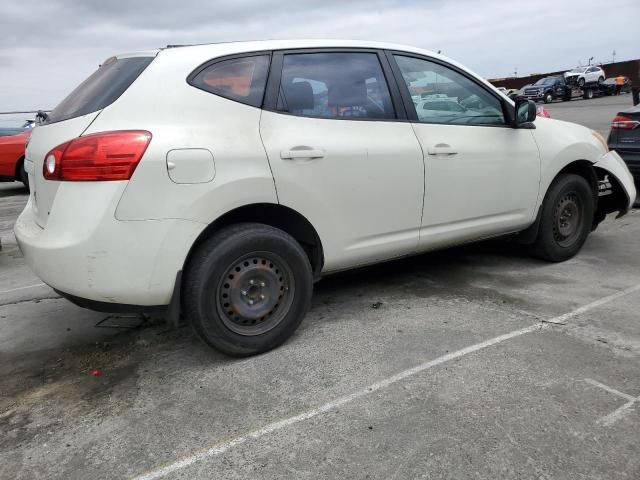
[427, 143, 457, 156]
[280, 147, 325, 160]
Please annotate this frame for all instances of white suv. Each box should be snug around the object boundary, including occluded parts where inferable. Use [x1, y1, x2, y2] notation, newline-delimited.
[15, 40, 635, 356]
[564, 66, 605, 86]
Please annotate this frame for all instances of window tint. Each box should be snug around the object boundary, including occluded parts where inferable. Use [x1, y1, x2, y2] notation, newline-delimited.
[46, 56, 154, 124]
[394, 55, 505, 126]
[190, 55, 270, 107]
[276, 53, 395, 120]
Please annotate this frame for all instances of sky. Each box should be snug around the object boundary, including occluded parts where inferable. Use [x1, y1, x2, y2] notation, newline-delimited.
[0, 0, 638, 125]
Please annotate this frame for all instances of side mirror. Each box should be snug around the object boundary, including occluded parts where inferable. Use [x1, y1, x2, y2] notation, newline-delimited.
[514, 98, 536, 127]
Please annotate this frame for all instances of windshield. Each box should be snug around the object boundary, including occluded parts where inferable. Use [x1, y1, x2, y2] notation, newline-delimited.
[46, 56, 154, 124]
[570, 67, 586, 73]
[535, 77, 555, 85]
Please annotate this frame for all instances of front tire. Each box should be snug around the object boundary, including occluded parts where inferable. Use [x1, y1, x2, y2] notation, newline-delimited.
[183, 223, 313, 356]
[531, 174, 594, 262]
[544, 93, 553, 104]
[578, 77, 585, 87]
[597, 76, 604, 84]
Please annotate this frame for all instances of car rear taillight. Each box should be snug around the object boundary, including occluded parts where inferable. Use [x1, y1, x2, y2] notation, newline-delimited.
[43, 130, 152, 181]
[611, 115, 640, 130]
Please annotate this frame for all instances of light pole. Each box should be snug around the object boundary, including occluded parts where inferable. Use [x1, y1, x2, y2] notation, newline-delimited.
[612, 50, 616, 64]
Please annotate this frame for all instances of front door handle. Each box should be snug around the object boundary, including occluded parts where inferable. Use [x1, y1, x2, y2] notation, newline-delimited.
[280, 147, 325, 160]
[427, 143, 457, 156]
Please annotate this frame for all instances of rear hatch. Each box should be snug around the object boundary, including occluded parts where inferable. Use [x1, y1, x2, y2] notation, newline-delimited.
[26, 54, 155, 227]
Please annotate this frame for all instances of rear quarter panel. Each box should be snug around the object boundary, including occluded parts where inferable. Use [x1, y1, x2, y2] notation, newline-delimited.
[83, 49, 278, 224]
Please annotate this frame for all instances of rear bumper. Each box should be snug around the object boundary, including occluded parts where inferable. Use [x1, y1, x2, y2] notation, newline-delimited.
[54, 288, 167, 313]
[14, 185, 206, 306]
[613, 149, 640, 181]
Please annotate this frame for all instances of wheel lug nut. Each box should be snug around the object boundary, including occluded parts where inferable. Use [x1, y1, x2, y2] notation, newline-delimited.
[260, 281, 266, 287]
[241, 290, 247, 296]
[249, 280, 254, 286]
[249, 299, 254, 305]
[259, 294, 265, 300]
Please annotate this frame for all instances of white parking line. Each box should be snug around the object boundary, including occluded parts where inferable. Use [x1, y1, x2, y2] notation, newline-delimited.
[132, 282, 640, 480]
[585, 378, 639, 426]
[0, 282, 46, 295]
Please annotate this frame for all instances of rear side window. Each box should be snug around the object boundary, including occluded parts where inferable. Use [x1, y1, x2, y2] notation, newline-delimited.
[276, 52, 395, 120]
[189, 55, 270, 107]
[47, 56, 154, 124]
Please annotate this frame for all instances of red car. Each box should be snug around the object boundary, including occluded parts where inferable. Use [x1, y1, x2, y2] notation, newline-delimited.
[0, 130, 31, 190]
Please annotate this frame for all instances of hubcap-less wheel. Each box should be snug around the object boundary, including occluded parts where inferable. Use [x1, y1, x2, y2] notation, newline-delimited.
[216, 253, 294, 336]
[553, 193, 583, 247]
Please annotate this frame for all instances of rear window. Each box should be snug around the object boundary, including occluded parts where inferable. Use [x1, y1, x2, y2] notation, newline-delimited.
[188, 55, 270, 108]
[46, 56, 154, 124]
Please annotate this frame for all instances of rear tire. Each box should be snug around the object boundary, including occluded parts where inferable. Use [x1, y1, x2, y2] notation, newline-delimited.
[183, 223, 313, 356]
[597, 76, 604, 84]
[531, 174, 594, 262]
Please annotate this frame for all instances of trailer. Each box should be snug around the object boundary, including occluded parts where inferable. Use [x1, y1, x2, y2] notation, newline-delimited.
[521, 75, 608, 103]
[566, 76, 609, 100]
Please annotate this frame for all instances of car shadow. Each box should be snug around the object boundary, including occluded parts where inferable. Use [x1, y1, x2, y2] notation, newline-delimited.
[0, 182, 28, 197]
[314, 237, 541, 298]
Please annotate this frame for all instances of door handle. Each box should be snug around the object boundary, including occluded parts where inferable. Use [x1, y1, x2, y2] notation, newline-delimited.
[280, 147, 325, 160]
[427, 143, 457, 156]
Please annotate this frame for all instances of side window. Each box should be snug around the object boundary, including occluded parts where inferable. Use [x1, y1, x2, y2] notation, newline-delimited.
[393, 55, 505, 126]
[189, 55, 270, 107]
[276, 52, 395, 120]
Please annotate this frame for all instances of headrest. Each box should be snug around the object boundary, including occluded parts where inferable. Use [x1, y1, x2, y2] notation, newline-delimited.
[328, 79, 367, 107]
[285, 81, 314, 111]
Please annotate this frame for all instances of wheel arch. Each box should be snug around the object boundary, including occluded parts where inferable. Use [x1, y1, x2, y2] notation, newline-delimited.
[183, 203, 325, 279]
[517, 160, 599, 243]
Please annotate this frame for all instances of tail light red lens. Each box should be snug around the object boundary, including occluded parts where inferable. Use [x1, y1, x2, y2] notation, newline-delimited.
[43, 130, 152, 181]
[611, 115, 640, 130]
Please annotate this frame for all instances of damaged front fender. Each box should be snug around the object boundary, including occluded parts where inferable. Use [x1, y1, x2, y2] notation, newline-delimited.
[593, 151, 637, 224]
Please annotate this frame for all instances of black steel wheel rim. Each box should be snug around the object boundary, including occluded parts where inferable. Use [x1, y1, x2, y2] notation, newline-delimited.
[552, 192, 584, 247]
[215, 252, 294, 336]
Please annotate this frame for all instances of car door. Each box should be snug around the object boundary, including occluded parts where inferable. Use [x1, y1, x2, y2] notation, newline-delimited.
[387, 53, 541, 250]
[260, 50, 425, 271]
[585, 67, 593, 83]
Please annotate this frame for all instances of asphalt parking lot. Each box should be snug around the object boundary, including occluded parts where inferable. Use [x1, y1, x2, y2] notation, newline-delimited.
[1, 94, 639, 479]
[543, 92, 633, 137]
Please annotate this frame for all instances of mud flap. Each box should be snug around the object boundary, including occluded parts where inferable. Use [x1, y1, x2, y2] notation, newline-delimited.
[167, 270, 184, 328]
